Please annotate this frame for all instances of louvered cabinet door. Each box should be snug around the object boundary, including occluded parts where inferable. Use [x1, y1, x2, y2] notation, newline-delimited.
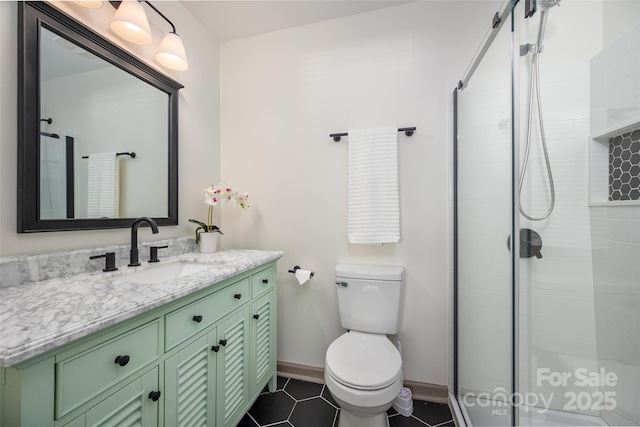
[84, 367, 159, 427]
[250, 291, 275, 396]
[164, 331, 218, 427]
[216, 308, 250, 427]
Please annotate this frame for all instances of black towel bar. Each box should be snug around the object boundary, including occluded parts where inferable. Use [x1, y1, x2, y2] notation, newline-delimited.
[82, 152, 136, 159]
[329, 127, 416, 142]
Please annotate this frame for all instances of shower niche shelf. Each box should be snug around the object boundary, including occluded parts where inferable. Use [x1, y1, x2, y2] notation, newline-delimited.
[589, 121, 640, 206]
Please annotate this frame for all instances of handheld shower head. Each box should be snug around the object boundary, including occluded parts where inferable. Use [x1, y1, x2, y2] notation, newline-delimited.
[536, 0, 560, 53]
[540, 0, 561, 9]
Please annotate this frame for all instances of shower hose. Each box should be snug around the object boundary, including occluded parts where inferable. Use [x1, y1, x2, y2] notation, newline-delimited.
[519, 49, 555, 221]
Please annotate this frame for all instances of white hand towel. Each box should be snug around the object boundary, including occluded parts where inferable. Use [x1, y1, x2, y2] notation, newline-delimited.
[348, 128, 400, 244]
[87, 152, 120, 218]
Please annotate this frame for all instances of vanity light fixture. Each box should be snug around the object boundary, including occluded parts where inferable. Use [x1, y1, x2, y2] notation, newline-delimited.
[109, 0, 188, 70]
[110, 0, 153, 45]
[155, 32, 188, 71]
[145, 1, 189, 71]
[71, 0, 104, 8]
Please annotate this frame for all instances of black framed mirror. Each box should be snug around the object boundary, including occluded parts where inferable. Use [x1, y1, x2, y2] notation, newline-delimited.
[18, 1, 183, 233]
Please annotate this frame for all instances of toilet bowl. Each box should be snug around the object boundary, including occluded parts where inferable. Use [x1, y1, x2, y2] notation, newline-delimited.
[325, 331, 403, 427]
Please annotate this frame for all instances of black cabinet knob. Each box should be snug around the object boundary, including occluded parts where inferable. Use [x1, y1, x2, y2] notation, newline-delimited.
[219, 339, 228, 347]
[211, 345, 220, 353]
[192, 315, 203, 323]
[234, 293, 242, 300]
[253, 314, 260, 320]
[114, 355, 130, 366]
[262, 279, 269, 284]
[148, 390, 161, 402]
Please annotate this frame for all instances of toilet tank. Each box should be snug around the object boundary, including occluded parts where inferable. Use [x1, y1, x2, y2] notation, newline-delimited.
[335, 264, 404, 334]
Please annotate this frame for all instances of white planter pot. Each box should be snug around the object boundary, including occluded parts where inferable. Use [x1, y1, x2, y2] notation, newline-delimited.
[199, 232, 219, 253]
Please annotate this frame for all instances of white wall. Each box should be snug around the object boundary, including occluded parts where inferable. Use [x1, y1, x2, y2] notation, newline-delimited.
[0, 1, 220, 256]
[219, 1, 495, 386]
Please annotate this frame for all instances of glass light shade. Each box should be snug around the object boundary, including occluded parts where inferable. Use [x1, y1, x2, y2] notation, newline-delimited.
[110, 0, 152, 45]
[155, 32, 189, 71]
[71, 0, 103, 8]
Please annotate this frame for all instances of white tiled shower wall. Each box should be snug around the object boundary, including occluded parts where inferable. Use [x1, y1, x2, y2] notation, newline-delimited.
[589, 21, 640, 427]
[590, 23, 640, 138]
[590, 206, 640, 426]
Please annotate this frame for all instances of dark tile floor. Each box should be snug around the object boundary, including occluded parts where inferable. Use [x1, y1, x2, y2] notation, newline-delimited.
[238, 376, 455, 427]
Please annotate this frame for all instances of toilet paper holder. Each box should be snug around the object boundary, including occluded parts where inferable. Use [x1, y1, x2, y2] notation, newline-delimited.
[288, 265, 315, 278]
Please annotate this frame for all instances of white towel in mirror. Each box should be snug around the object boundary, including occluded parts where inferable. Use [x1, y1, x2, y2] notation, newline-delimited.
[87, 152, 120, 218]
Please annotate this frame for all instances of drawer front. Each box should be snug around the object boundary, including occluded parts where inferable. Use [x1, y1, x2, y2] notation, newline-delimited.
[56, 319, 161, 419]
[251, 266, 275, 298]
[165, 278, 250, 350]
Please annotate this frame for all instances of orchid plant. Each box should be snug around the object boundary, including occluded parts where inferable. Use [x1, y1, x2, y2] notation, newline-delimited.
[189, 184, 249, 243]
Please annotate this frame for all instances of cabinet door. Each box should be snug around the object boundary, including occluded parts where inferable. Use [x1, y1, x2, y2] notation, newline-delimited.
[164, 330, 218, 427]
[216, 308, 250, 427]
[84, 367, 159, 427]
[250, 291, 276, 396]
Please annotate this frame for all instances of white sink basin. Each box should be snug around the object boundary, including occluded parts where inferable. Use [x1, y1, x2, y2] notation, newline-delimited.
[113, 261, 214, 284]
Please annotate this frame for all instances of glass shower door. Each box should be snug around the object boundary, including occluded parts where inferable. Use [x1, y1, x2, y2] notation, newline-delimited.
[455, 4, 515, 424]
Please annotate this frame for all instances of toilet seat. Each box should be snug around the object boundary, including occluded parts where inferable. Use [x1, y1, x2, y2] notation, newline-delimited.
[325, 331, 402, 391]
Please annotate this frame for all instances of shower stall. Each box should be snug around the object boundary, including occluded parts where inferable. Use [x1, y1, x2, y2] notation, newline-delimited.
[453, 0, 640, 426]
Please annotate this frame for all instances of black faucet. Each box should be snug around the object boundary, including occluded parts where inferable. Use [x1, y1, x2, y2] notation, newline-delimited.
[129, 217, 159, 267]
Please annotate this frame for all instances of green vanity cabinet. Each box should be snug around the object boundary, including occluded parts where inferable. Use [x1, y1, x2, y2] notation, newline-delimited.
[0, 261, 278, 427]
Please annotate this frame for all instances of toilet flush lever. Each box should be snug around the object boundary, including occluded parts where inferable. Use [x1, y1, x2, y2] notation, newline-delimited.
[336, 281, 348, 287]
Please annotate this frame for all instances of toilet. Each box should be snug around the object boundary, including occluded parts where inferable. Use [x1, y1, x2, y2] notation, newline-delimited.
[325, 264, 404, 427]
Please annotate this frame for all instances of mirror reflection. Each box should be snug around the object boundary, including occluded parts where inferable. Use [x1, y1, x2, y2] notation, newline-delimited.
[39, 26, 168, 220]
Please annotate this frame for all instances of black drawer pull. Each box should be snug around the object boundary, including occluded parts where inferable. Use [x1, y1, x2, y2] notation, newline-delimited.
[234, 293, 242, 300]
[253, 314, 260, 320]
[262, 279, 269, 284]
[148, 390, 161, 402]
[192, 315, 203, 323]
[114, 355, 130, 367]
[219, 339, 228, 347]
[211, 345, 220, 353]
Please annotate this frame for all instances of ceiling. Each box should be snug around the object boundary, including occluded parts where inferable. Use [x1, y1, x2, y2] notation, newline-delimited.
[180, 1, 413, 42]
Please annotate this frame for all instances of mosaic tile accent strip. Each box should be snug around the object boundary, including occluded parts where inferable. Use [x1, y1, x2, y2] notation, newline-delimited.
[609, 128, 640, 201]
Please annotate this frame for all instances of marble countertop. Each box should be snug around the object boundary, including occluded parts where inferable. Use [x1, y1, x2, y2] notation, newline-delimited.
[0, 249, 283, 367]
